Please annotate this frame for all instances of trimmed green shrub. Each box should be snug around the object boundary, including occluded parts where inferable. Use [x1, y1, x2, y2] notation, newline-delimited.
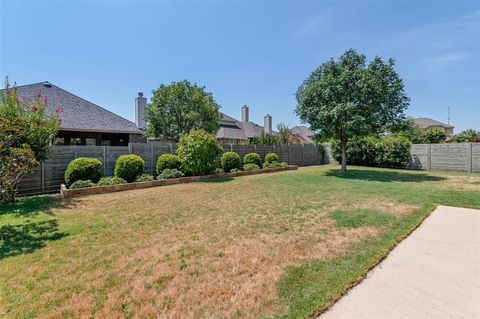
[331, 135, 411, 169]
[243, 153, 262, 168]
[221, 151, 241, 172]
[65, 157, 103, 187]
[135, 174, 154, 182]
[97, 176, 127, 186]
[331, 137, 377, 166]
[157, 168, 184, 179]
[69, 180, 95, 189]
[114, 154, 144, 182]
[376, 136, 411, 168]
[263, 161, 288, 168]
[156, 154, 182, 174]
[177, 129, 222, 176]
[264, 152, 279, 165]
[215, 168, 224, 174]
[243, 163, 260, 171]
[231, 168, 241, 173]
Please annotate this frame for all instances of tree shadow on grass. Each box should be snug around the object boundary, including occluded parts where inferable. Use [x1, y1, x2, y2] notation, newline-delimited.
[0, 219, 68, 260]
[324, 168, 447, 183]
[0, 195, 78, 217]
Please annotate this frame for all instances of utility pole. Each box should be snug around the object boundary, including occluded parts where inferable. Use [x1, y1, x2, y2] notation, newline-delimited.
[447, 107, 451, 125]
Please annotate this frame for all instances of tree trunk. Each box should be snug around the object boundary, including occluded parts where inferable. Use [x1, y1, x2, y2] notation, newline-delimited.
[341, 138, 347, 172]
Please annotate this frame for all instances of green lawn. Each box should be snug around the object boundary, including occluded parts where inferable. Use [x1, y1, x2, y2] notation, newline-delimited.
[1, 165, 479, 318]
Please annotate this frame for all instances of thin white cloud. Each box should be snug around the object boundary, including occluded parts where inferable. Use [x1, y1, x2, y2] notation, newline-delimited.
[424, 52, 469, 70]
[296, 10, 333, 37]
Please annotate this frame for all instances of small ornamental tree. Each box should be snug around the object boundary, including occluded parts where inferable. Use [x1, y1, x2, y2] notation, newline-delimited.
[144, 80, 221, 142]
[176, 129, 222, 176]
[424, 127, 447, 144]
[0, 80, 60, 202]
[295, 49, 409, 172]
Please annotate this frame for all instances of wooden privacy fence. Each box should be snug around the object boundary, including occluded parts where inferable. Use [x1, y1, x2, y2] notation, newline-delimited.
[17, 143, 324, 196]
[409, 143, 480, 173]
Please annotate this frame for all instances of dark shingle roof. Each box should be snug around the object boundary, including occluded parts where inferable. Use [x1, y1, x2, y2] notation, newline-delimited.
[291, 125, 314, 143]
[216, 118, 275, 140]
[291, 125, 314, 137]
[219, 112, 239, 123]
[11, 82, 142, 134]
[413, 117, 454, 129]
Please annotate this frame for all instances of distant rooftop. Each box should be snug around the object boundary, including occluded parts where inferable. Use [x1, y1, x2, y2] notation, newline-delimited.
[413, 117, 454, 129]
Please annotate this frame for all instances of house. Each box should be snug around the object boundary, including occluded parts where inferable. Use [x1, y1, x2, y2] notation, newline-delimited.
[214, 105, 275, 144]
[291, 125, 315, 144]
[413, 117, 454, 137]
[10, 81, 145, 146]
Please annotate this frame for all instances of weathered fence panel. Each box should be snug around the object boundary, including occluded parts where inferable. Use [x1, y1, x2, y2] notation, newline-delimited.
[17, 142, 326, 196]
[409, 143, 479, 173]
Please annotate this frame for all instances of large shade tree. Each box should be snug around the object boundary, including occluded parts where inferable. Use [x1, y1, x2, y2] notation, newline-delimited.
[144, 80, 221, 142]
[295, 49, 409, 172]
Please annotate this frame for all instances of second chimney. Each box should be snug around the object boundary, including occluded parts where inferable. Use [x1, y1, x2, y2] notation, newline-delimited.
[264, 114, 272, 135]
[242, 105, 249, 122]
[135, 92, 147, 130]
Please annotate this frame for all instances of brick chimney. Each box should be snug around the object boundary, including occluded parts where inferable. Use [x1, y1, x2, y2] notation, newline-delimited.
[242, 105, 249, 122]
[264, 114, 272, 135]
[135, 92, 147, 129]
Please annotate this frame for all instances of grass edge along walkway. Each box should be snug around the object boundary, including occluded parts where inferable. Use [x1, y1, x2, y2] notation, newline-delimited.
[275, 204, 435, 318]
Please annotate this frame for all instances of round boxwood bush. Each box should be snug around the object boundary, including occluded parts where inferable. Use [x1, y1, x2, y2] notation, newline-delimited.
[157, 168, 184, 179]
[243, 163, 260, 171]
[221, 151, 241, 172]
[114, 154, 144, 182]
[156, 154, 182, 175]
[64, 157, 103, 187]
[69, 180, 95, 189]
[97, 176, 127, 186]
[136, 174, 155, 182]
[264, 152, 279, 165]
[243, 153, 262, 168]
[177, 129, 223, 176]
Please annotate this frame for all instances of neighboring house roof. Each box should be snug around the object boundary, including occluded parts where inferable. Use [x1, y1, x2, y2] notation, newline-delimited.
[413, 117, 454, 129]
[219, 112, 239, 124]
[10, 81, 142, 134]
[291, 125, 314, 144]
[216, 120, 268, 140]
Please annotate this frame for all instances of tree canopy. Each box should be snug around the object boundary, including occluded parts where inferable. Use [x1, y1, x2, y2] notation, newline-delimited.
[144, 80, 221, 142]
[424, 127, 447, 144]
[295, 49, 409, 171]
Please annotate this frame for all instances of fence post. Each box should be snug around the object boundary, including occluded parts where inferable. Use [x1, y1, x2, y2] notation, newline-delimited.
[302, 144, 305, 166]
[150, 143, 154, 174]
[169, 143, 173, 153]
[288, 144, 291, 164]
[73, 144, 77, 159]
[467, 143, 473, 173]
[103, 146, 107, 176]
[230, 143, 233, 152]
[41, 162, 45, 193]
[427, 144, 432, 171]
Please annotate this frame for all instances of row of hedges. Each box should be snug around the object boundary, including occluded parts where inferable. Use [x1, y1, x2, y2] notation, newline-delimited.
[65, 154, 146, 187]
[331, 136, 411, 168]
[65, 130, 289, 189]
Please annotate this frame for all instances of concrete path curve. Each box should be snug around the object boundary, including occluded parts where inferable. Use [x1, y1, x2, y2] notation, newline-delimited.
[320, 205, 480, 319]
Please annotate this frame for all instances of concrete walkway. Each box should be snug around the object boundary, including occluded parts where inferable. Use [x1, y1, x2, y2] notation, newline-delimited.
[321, 205, 480, 319]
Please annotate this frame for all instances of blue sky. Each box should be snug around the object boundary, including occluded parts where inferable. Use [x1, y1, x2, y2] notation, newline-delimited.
[1, 0, 479, 132]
